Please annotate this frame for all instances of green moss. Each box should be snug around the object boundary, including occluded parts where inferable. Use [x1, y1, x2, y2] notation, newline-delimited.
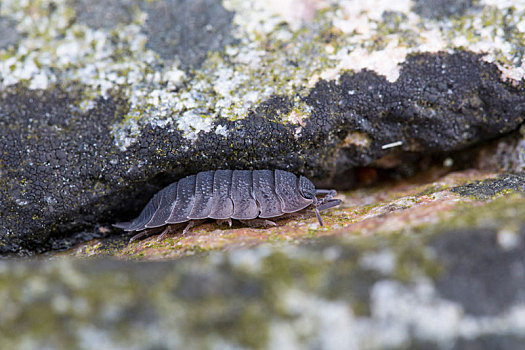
[185, 245, 208, 255]
[416, 184, 450, 197]
[233, 303, 270, 349]
[262, 250, 327, 297]
[442, 194, 525, 230]
[305, 228, 318, 238]
[390, 234, 443, 282]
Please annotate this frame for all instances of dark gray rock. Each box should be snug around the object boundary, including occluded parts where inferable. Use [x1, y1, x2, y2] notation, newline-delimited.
[309, 51, 525, 180]
[431, 226, 525, 316]
[451, 173, 525, 199]
[142, 0, 236, 69]
[0, 88, 132, 254]
[73, 0, 138, 28]
[0, 16, 19, 49]
[453, 335, 525, 350]
[412, 0, 474, 19]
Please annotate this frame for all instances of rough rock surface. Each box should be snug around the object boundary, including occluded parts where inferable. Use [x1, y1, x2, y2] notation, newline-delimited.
[3, 219, 525, 349]
[1, 0, 524, 255]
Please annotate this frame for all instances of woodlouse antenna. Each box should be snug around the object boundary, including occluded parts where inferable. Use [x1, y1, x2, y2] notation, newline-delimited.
[312, 197, 324, 226]
[313, 190, 342, 226]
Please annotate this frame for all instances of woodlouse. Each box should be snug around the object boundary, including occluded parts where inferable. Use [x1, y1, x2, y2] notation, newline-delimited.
[114, 170, 342, 241]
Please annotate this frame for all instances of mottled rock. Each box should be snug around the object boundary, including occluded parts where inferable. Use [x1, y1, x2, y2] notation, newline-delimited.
[3, 222, 525, 349]
[475, 126, 525, 173]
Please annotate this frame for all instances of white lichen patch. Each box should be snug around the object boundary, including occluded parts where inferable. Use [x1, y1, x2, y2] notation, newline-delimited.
[359, 249, 396, 274]
[283, 104, 314, 139]
[324, 43, 409, 82]
[481, 0, 525, 12]
[263, 271, 525, 349]
[214, 125, 229, 137]
[285, 109, 308, 126]
[367, 278, 525, 347]
[224, 0, 311, 38]
[176, 112, 214, 141]
[269, 288, 359, 349]
[497, 228, 521, 250]
[0, 0, 189, 150]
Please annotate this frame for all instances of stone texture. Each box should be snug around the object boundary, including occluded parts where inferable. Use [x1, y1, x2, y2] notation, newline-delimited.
[308, 51, 525, 176]
[142, 0, 236, 69]
[432, 226, 525, 317]
[412, 0, 475, 19]
[0, 16, 19, 49]
[474, 126, 525, 173]
[3, 221, 525, 349]
[73, 0, 138, 28]
[451, 173, 525, 199]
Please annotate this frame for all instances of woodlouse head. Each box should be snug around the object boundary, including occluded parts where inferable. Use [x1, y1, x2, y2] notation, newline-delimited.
[298, 175, 316, 200]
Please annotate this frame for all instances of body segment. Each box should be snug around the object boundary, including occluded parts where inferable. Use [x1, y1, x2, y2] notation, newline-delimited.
[208, 170, 234, 219]
[188, 171, 215, 219]
[252, 170, 283, 218]
[231, 170, 259, 220]
[274, 170, 313, 213]
[166, 175, 196, 224]
[145, 182, 178, 228]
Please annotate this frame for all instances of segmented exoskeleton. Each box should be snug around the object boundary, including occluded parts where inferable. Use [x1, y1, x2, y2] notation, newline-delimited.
[114, 169, 341, 241]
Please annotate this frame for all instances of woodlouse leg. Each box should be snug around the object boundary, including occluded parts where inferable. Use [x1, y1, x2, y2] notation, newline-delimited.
[182, 219, 207, 235]
[277, 211, 309, 221]
[239, 219, 277, 228]
[314, 190, 340, 226]
[129, 227, 163, 243]
[316, 189, 337, 205]
[216, 218, 232, 227]
[156, 225, 180, 242]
